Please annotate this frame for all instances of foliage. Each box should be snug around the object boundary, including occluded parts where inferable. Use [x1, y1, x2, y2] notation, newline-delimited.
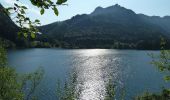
[0, 41, 23, 100]
[0, 67, 24, 100]
[20, 67, 44, 100]
[104, 79, 115, 100]
[136, 38, 170, 100]
[56, 72, 80, 100]
[150, 37, 170, 81]
[0, 40, 44, 100]
[135, 89, 170, 100]
[30, 41, 51, 48]
[3, 0, 67, 38]
[0, 66, 44, 100]
[0, 40, 7, 67]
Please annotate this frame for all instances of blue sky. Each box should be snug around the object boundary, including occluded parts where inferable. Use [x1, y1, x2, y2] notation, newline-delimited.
[1, 0, 170, 25]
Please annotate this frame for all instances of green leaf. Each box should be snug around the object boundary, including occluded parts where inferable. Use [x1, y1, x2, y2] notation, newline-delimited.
[23, 33, 28, 38]
[24, 17, 30, 21]
[40, 8, 44, 15]
[35, 19, 40, 23]
[31, 33, 36, 38]
[164, 76, 170, 81]
[14, 3, 19, 7]
[21, 9, 25, 14]
[63, 0, 67, 3]
[21, 6, 27, 9]
[53, 7, 59, 16]
[17, 32, 22, 36]
[6, 7, 13, 11]
[47, 0, 53, 4]
[56, 0, 62, 5]
[56, 0, 67, 5]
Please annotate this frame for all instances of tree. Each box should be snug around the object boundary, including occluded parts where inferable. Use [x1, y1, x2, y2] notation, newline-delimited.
[0, 1, 67, 99]
[3, 0, 68, 38]
[150, 37, 170, 81]
[135, 38, 170, 100]
[0, 40, 23, 100]
[0, 39, 44, 100]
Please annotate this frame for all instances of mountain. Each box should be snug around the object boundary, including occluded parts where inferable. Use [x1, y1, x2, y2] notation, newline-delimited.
[0, 4, 52, 48]
[0, 4, 19, 47]
[39, 4, 170, 49]
[0, 4, 170, 49]
[139, 14, 170, 36]
[0, 4, 30, 48]
[0, 4, 19, 39]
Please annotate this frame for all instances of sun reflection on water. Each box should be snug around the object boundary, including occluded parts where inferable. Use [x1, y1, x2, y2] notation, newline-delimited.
[73, 49, 120, 100]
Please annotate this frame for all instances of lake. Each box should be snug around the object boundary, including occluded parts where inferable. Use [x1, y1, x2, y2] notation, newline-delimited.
[8, 49, 170, 100]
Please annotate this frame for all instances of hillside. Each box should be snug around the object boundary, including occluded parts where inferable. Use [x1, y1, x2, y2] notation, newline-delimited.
[40, 4, 170, 49]
[0, 4, 32, 48]
[0, 4, 52, 48]
[0, 4, 19, 47]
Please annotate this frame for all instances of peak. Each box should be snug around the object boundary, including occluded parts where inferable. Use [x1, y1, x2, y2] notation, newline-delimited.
[115, 4, 121, 7]
[91, 4, 122, 15]
[93, 6, 103, 12]
[93, 4, 122, 13]
[96, 6, 103, 10]
[91, 4, 135, 16]
[91, 6, 104, 16]
[107, 4, 122, 9]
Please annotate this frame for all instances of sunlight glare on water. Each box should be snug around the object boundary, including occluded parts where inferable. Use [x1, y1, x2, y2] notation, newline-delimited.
[73, 49, 120, 100]
[80, 49, 109, 56]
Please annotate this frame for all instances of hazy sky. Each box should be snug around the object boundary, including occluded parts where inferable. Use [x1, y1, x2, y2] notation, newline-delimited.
[1, 0, 170, 25]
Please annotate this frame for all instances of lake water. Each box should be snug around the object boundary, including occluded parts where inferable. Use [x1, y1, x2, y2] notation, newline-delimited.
[8, 49, 170, 100]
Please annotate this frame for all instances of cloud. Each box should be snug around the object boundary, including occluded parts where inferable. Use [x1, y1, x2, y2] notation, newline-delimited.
[3, 0, 40, 15]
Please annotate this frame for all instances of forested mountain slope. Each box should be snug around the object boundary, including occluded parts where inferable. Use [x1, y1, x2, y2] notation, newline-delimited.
[40, 4, 170, 49]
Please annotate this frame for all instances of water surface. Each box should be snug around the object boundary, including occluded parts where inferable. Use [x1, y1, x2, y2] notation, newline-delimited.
[8, 49, 170, 100]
